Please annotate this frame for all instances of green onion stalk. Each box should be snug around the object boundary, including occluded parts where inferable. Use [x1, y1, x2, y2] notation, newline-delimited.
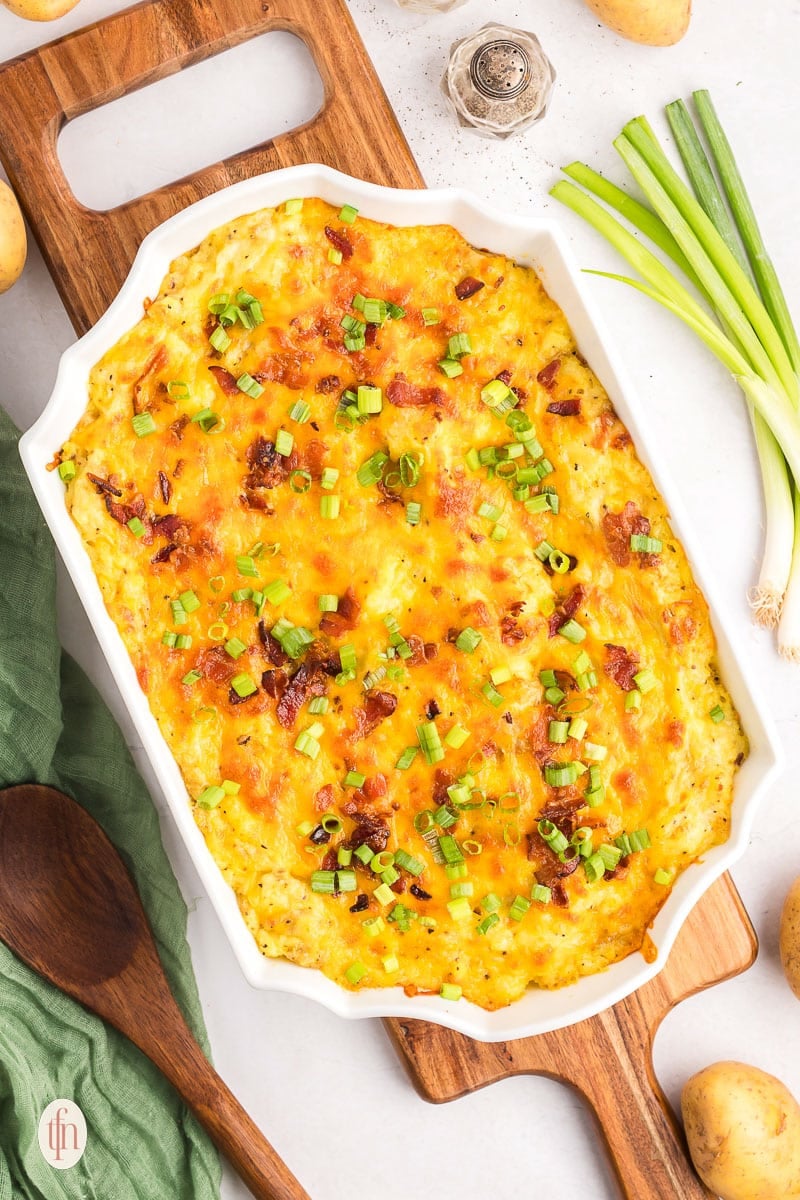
[551, 90, 800, 659]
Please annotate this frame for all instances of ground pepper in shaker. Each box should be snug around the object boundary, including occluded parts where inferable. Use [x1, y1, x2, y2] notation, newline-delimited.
[442, 24, 556, 139]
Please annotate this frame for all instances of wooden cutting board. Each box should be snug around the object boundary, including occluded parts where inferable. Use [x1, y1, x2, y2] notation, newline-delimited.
[0, 5, 757, 1196]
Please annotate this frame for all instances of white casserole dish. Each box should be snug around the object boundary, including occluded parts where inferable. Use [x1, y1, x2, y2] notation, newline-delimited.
[19, 164, 782, 1042]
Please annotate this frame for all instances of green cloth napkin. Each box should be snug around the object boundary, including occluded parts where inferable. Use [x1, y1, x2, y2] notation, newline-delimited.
[0, 405, 221, 1198]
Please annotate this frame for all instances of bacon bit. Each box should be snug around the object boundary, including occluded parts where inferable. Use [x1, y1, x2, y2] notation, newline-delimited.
[537, 797, 585, 836]
[605, 859, 630, 882]
[529, 712, 557, 766]
[151, 542, 177, 564]
[87, 473, 122, 497]
[170, 416, 189, 444]
[319, 586, 361, 635]
[455, 276, 484, 300]
[363, 774, 388, 800]
[320, 848, 338, 871]
[245, 436, 290, 491]
[496, 369, 513, 385]
[157, 470, 172, 505]
[208, 365, 239, 396]
[612, 431, 632, 450]
[197, 646, 237, 685]
[511, 385, 527, 402]
[666, 719, 685, 747]
[603, 643, 640, 691]
[410, 884, 432, 901]
[324, 225, 353, 259]
[500, 615, 525, 645]
[300, 438, 329, 478]
[132, 344, 167, 414]
[349, 893, 369, 913]
[152, 513, 188, 540]
[425, 699, 441, 720]
[104, 495, 134, 526]
[405, 635, 438, 666]
[547, 398, 581, 417]
[261, 670, 287, 699]
[536, 359, 561, 390]
[377, 477, 403, 506]
[349, 813, 390, 854]
[390, 876, 407, 894]
[314, 784, 336, 813]
[602, 501, 659, 568]
[548, 584, 586, 639]
[550, 881, 569, 907]
[432, 769, 455, 805]
[229, 685, 258, 705]
[253, 352, 309, 390]
[467, 601, 492, 628]
[508, 600, 526, 617]
[276, 663, 326, 729]
[315, 374, 340, 394]
[435, 474, 479, 521]
[386, 374, 447, 409]
[364, 324, 378, 347]
[532, 841, 580, 894]
[353, 690, 398, 739]
[664, 604, 698, 646]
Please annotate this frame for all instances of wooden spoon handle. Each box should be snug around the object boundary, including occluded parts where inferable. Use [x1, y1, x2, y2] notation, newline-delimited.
[140, 997, 310, 1200]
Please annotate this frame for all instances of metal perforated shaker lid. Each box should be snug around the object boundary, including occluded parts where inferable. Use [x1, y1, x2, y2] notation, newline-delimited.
[469, 40, 531, 101]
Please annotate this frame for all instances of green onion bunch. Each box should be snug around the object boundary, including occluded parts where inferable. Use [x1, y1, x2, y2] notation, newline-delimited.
[552, 90, 800, 659]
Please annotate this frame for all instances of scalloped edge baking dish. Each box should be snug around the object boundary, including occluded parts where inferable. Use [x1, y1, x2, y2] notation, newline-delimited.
[19, 164, 782, 1042]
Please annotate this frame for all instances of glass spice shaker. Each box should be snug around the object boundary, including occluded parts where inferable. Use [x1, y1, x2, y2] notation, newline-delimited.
[442, 24, 556, 139]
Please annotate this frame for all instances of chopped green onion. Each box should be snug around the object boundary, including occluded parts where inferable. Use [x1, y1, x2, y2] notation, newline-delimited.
[320, 467, 339, 490]
[448, 332, 473, 359]
[339, 204, 358, 224]
[344, 961, 367, 985]
[438, 834, 463, 865]
[288, 400, 311, 424]
[209, 325, 231, 352]
[294, 730, 321, 759]
[231, 588, 252, 603]
[321, 813, 344, 834]
[584, 853, 606, 883]
[422, 307, 440, 326]
[629, 828, 651, 852]
[327, 248, 343, 265]
[394, 849, 425, 875]
[354, 844, 374, 867]
[532, 884, 552, 904]
[709, 704, 725, 722]
[444, 724, 470, 749]
[197, 785, 226, 809]
[357, 449, 388, 487]
[440, 982, 462, 1001]
[568, 717, 588, 741]
[182, 669, 202, 686]
[438, 359, 463, 379]
[318, 594, 339, 613]
[132, 412, 156, 438]
[446, 896, 473, 921]
[654, 867, 674, 886]
[231, 672, 257, 697]
[481, 681, 504, 708]
[284, 198, 303, 214]
[308, 697, 328, 714]
[509, 895, 531, 921]
[336, 869, 357, 892]
[161, 631, 177, 648]
[58, 460, 76, 482]
[192, 408, 220, 433]
[544, 762, 580, 788]
[178, 589, 200, 613]
[357, 385, 382, 415]
[236, 554, 258, 578]
[344, 770, 366, 788]
[625, 689, 642, 712]
[630, 533, 663, 553]
[224, 637, 247, 659]
[373, 883, 395, 907]
[343, 333, 366, 352]
[598, 843, 623, 871]
[406, 501, 422, 526]
[434, 803, 458, 829]
[127, 517, 145, 538]
[363, 915, 385, 937]
[548, 720, 569, 745]
[274, 429, 294, 457]
[236, 372, 264, 399]
[417, 721, 445, 765]
[538, 819, 569, 855]
[263, 578, 291, 605]
[320, 495, 340, 519]
[455, 627, 482, 653]
[558, 619, 586, 644]
[633, 668, 657, 693]
[340, 643, 357, 672]
[174, 634, 192, 651]
[396, 747, 418, 770]
[481, 379, 513, 408]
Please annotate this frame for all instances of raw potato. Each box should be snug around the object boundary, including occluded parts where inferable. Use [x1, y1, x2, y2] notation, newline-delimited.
[0, 180, 26, 295]
[682, 1061, 800, 1200]
[781, 876, 800, 999]
[0, 0, 80, 18]
[582, 0, 691, 45]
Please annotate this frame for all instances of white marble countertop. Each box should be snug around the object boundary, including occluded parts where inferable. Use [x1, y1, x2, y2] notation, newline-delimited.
[2, 1, 800, 1196]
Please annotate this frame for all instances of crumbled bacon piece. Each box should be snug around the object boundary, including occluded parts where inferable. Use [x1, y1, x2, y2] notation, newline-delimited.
[87, 473, 122, 497]
[151, 513, 188, 540]
[319, 586, 361, 635]
[132, 344, 167, 414]
[536, 359, 561, 390]
[208, 365, 239, 396]
[301, 439, 329, 478]
[157, 470, 171, 505]
[349, 893, 369, 913]
[602, 501, 659, 568]
[377, 477, 403, 506]
[324, 225, 353, 259]
[432, 768, 455, 805]
[276, 663, 327, 729]
[386, 374, 447, 408]
[501, 614, 525, 645]
[253, 353, 308, 390]
[314, 784, 335, 813]
[548, 584, 586, 639]
[455, 276, 485, 300]
[353, 690, 398, 738]
[151, 542, 177, 564]
[603, 643, 640, 692]
[547, 398, 581, 416]
[350, 814, 390, 854]
[258, 619, 289, 667]
[196, 646, 237, 685]
[405, 635, 438, 665]
[261, 670, 287, 699]
[315, 374, 340, 394]
[363, 774, 388, 800]
[245, 436, 290, 491]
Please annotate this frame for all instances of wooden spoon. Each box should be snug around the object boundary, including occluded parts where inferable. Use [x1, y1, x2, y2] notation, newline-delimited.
[0, 784, 309, 1200]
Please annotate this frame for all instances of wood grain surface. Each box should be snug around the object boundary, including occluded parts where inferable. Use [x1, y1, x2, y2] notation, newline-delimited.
[0, 6, 757, 1197]
[0, 785, 309, 1200]
[386, 873, 756, 1200]
[0, 0, 423, 333]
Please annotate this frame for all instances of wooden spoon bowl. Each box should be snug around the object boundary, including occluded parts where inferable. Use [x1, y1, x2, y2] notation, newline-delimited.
[0, 783, 309, 1200]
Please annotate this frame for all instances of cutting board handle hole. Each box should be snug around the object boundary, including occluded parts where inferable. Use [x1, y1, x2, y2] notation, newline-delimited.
[57, 32, 324, 211]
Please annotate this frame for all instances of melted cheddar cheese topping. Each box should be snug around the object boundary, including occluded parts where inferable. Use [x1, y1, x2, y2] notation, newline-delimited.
[58, 198, 747, 1010]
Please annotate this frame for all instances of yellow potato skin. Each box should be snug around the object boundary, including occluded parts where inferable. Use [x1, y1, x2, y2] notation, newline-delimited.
[780, 876, 800, 1000]
[583, 0, 691, 46]
[0, 180, 26, 295]
[682, 1062, 800, 1200]
[0, 0, 80, 18]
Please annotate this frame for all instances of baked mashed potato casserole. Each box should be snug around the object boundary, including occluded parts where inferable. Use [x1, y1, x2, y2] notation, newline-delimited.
[56, 197, 747, 1010]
